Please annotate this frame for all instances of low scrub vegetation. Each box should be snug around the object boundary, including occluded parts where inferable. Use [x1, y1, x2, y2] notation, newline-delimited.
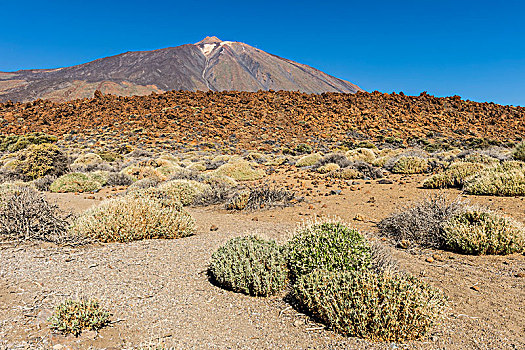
[423, 162, 486, 188]
[513, 141, 525, 161]
[0, 132, 57, 152]
[208, 218, 446, 342]
[463, 161, 525, 196]
[226, 186, 297, 211]
[50, 172, 103, 193]
[209, 236, 288, 296]
[49, 299, 111, 336]
[295, 153, 322, 167]
[380, 195, 525, 255]
[286, 220, 372, 281]
[391, 156, 429, 174]
[444, 208, 525, 255]
[0, 186, 70, 243]
[345, 148, 376, 163]
[292, 269, 446, 341]
[156, 179, 211, 206]
[213, 161, 265, 181]
[378, 194, 466, 248]
[11, 144, 69, 180]
[69, 195, 195, 242]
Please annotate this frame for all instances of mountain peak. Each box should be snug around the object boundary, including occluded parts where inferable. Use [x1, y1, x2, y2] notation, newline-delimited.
[195, 36, 222, 45]
[0, 37, 362, 102]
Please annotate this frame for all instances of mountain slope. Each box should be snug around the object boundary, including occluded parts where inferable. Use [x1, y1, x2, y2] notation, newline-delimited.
[0, 37, 362, 102]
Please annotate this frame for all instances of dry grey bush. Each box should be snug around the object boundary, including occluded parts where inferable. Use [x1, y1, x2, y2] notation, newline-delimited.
[378, 193, 467, 248]
[314, 153, 353, 169]
[0, 186, 77, 244]
[106, 172, 133, 187]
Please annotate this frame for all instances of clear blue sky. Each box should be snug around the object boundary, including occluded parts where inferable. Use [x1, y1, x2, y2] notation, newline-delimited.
[1, 0, 524, 106]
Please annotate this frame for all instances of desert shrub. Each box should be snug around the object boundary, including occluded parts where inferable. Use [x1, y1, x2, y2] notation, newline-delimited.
[369, 240, 398, 274]
[292, 269, 446, 341]
[351, 161, 384, 179]
[129, 148, 153, 158]
[328, 168, 362, 180]
[245, 151, 268, 163]
[157, 179, 211, 206]
[166, 166, 202, 181]
[125, 187, 183, 210]
[49, 299, 111, 336]
[97, 151, 123, 163]
[378, 194, 466, 248]
[0, 186, 70, 243]
[106, 172, 133, 187]
[287, 220, 371, 281]
[422, 162, 486, 189]
[0, 132, 57, 152]
[193, 175, 238, 206]
[294, 143, 313, 155]
[457, 151, 500, 165]
[32, 174, 57, 191]
[50, 173, 102, 193]
[317, 163, 340, 174]
[11, 144, 69, 180]
[371, 156, 390, 168]
[203, 158, 228, 170]
[513, 141, 525, 161]
[226, 190, 250, 210]
[296, 153, 322, 167]
[126, 177, 161, 191]
[186, 162, 206, 171]
[265, 156, 288, 166]
[214, 161, 265, 181]
[314, 153, 352, 169]
[121, 165, 167, 181]
[391, 156, 429, 174]
[88, 170, 109, 186]
[463, 161, 525, 196]
[345, 148, 376, 163]
[226, 186, 297, 210]
[443, 208, 525, 255]
[433, 149, 462, 162]
[73, 153, 104, 166]
[209, 236, 288, 296]
[202, 173, 238, 188]
[69, 195, 195, 242]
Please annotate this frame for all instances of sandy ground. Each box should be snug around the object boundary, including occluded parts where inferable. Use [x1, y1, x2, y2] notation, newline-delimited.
[1, 172, 524, 349]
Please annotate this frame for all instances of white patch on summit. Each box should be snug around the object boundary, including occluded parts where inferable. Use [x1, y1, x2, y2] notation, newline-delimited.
[200, 44, 217, 57]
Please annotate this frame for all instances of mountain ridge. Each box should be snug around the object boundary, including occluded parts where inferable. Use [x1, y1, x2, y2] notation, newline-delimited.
[0, 37, 362, 102]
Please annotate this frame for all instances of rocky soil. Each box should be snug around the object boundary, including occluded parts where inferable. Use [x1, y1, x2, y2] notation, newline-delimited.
[1, 90, 524, 152]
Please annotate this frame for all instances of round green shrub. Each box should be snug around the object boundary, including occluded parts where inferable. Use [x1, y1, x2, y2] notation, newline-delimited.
[73, 153, 104, 166]
[69, 195, 195, 242]
[513, 141, 525, 161]
[296, 153, 322, 167]
[463, 161, 525, 196]
[157, 179, 211, 206]
[444, 209, 525, 255]
[293, 269, 446, 342]
[213, 161, 265, 181]
[422, 162, 486, 189]
[50, 172, 102, 193]
[12, 143, 69, 180]
[345, 148, 376, 163]
[391, 156, 429, 174]
[209, 236, 288, 296]
[49, 299, 111, 336]
[287, 221, 371, 280]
